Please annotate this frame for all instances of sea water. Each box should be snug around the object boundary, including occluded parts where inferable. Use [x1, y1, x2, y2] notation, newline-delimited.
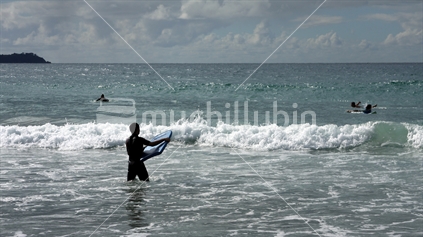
[0, 63, 422, 236]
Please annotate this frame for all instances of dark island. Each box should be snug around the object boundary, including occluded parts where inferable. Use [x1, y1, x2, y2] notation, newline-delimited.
[0, 53, 51, 63]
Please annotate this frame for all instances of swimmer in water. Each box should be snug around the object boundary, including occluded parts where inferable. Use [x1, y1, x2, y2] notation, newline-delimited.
[347, 104, 377, 114]
[96, 94, 109, 102]
[362, 104, 373, 114]
[351, 101, 362, 108]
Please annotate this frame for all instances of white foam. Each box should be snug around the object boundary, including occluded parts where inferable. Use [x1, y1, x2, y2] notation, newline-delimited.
[1, 120, 422, 151]
[404, 123, 423, 149]
[13, 231, 27, 237]
[0, 123, 128, 150]
[196, 121, 373, 150]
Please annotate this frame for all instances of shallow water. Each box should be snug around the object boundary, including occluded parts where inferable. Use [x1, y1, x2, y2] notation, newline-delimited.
[1, 147, 422, 236]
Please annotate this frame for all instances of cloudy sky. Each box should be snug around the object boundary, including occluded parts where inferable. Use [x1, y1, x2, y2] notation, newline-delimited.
[1, 0, 422, 63]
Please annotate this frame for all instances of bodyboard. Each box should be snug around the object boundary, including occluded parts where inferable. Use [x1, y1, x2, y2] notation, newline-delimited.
[140, 130, 172, 162]
[347, 110, 377, 114]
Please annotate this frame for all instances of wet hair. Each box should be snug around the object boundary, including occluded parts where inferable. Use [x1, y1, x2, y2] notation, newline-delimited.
[129, 123, 139, 136]
[351, 102, 356, 107]
[366, 104, 372, 110]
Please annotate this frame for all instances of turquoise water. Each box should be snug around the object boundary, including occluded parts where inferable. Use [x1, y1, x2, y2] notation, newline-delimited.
[1, 63, 422, 236]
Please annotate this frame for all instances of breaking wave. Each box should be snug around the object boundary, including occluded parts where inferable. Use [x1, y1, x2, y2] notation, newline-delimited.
[1, 119, 422, 151]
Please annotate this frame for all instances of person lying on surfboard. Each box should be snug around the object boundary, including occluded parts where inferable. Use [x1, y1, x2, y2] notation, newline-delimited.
[347, 104, 376, 114]
[96, 94, 109, 102]
[125, 122, 170, 182]
[362, 104, 374, 114]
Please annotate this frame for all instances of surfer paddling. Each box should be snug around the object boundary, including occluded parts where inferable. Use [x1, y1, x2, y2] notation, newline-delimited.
[96, 94, 109, 102]
[351, 101, 377, 109]
[347, 104, 377, 114]
[125, 123, 170, 181]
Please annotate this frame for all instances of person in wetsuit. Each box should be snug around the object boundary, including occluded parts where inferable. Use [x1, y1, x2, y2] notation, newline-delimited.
[362, 104, 373, 114]
[125, 123, 170, 181]
[96, 94, 109, 102]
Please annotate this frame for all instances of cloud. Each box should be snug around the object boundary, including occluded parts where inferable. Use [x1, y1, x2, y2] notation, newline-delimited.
[1, 1, 43, 29]
[293, 15, 343, 28]
[363, 13, 397, 22]
[1, 1, 109, 47]
[13, 24, 58, 46]
[179, 0, 271, 20]
[364, 12, 422, 46]
[184, 24, 346, 63]
[383, 29, 422, 46]
[247, 20, 271, 45]
[305, 31, 343, 49]
[1, 0, 421, 63]
[1, 1, 79, 29]
[144, 4, 172, 20]
[358, 40, 376, 50]
[145, 19, 224, 47]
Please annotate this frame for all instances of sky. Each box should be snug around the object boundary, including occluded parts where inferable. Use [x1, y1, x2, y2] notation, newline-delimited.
[1, 0, 422, 63]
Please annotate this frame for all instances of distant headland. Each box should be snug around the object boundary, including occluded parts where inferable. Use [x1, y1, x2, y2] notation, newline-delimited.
[0, 53, 51, 63]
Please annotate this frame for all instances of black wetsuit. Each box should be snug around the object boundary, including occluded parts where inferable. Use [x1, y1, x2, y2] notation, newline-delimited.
[363, 109, 372, 114]
[125, 135, 150, 181]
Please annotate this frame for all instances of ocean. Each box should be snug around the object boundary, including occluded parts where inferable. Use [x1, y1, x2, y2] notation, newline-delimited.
[0, 63, 422, 237]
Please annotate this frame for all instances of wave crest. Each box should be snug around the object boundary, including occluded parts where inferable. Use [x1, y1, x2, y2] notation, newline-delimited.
[1, 120, 421, 151]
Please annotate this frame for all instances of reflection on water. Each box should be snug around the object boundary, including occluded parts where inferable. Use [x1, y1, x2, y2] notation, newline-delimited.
[125, 184, 149, 229]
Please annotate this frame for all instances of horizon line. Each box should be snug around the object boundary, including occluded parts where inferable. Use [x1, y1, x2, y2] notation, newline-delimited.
[4, 62, 421, 64]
